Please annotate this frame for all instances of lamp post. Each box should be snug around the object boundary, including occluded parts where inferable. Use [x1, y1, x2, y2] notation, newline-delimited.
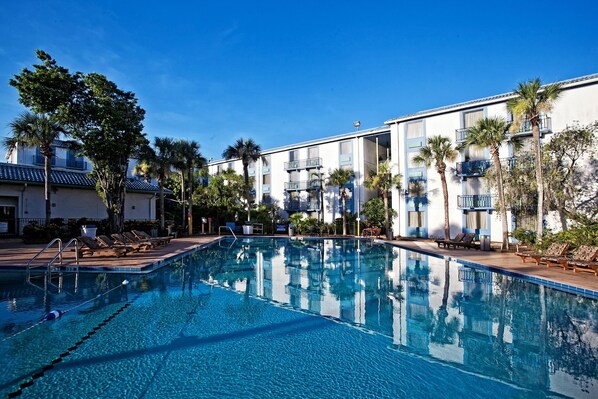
[353, 121, 361, 131]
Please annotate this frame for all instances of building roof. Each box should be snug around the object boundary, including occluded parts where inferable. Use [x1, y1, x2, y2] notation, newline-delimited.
[209, 72, 598, 166]
[384, 72, 598, 124]
[0, 163, 165, 193]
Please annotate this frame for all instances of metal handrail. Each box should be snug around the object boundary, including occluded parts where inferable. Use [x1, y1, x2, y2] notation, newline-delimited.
[218, 225, 237, 239]
[47, 238, 80, 272]
[27, 238, 62, 273]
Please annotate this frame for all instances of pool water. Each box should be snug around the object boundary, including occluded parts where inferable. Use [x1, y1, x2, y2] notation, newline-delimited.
[1, 237, 597, 398]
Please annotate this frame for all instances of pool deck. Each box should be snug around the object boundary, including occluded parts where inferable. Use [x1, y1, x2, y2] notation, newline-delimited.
[0, 236, 220, 272]
[389, 239, 598, 296]
[0, 235, 597, 294]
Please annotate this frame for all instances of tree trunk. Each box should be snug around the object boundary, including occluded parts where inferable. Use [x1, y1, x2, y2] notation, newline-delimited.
[491, 148, 509, 249]
[320, 181, 324, 222]
[180, 171, 186, 232]
[188, 168, 194, 235]
[439, 171, 450, 239]
[44, 155, 52, 226]
[159, 180, 165, 231]
[383, 192, 391, 240]
[341, 190, 347, 236]
[243, 164, 251, 222]
[532, 122, 544, 244]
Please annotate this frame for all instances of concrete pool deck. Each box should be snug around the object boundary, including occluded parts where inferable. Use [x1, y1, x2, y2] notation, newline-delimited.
[0, 235, 596, 294]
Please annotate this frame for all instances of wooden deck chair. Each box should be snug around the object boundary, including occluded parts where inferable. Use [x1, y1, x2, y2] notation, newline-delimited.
[112, 233, 151, 251]
[77, 236, 128, 258]
[516, 242, 569, 265]
[435, 233, 465, 248]
[452, 233, 480, 250]
[545, 245, 598, 273]
[132, 230, 171, 245]
[123, 231, 158, 248]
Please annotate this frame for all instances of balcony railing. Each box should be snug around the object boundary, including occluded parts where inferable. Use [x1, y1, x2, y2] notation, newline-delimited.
[456, 160, 493, 176]
[284, 157, 322, 171]
[33, 155, 56, 166]
[66, 158, 87, 170]
[457, 194, 497, 209]
[284, 200, 320, 212]
[284, 180, 320, 191]
[262, 184, 271, 194]
[456, 115, 552, 143]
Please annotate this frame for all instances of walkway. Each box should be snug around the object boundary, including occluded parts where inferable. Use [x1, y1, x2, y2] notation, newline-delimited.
[390, 239, 598, 295]
[0, 236, 220, 272]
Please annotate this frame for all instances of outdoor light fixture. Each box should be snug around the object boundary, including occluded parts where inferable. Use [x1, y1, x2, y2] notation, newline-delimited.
[353, 121, 361, 131]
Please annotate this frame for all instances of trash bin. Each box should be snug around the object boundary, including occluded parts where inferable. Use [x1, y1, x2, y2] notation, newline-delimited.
[288, 224, 295, 236]
[81, 225, 97, 238]
[242, 224, 254, 235]
[481, 235, 491, 251]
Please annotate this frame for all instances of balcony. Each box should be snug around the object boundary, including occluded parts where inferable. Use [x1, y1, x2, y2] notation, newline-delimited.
[456, 160, 492, 177]
[284, 180, 320, 191]
[457, 194, 497, 209]
[248, 167, 256, 177]
[262, 184, 271, 194]
[32, 154, 56, 166]
[284, 200, 319, 212]
[284, 157, 322, 171]
[66, 158, 87, 170]
[456, 115, 552, 143]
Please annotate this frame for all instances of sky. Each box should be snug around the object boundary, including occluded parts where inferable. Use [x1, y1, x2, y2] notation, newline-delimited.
[1, 0, 597, 161]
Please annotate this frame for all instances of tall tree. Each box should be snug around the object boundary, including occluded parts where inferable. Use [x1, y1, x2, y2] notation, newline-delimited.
[543, 122, 597, 230]
[507, 78, 562, 242]
[462, 117, 512, 249]
[364, 161, 402, 239]
[309, 170, 326, 222]
[413, 135, 458, 239]
[329, 168, 355, 236]
[3, 112, 64, 225]
[222, 138, 262, 222]
[139, 138, 176, 231]
[10, 50, 147, 233]
[173, 139, 205, 234]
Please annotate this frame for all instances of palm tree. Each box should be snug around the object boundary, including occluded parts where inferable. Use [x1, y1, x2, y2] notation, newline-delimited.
[309, 170, 326, 222]
[462, 117, 511, 249]
[3, 112, 64, 225]
[364, 161, 402, 239]
[412, 135, 458, 239]
[173, 139, 206, 235]
[139, 137, 175, 231]
[329, 168, 355, 236]
[507, 78, 562, 243]
[222, 138, 262, 222]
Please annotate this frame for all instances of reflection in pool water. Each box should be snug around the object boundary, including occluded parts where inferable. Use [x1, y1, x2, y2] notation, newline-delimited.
[0, 237, 597, 398]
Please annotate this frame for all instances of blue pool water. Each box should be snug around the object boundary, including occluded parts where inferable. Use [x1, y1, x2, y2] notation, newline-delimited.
[1, 238, 597, 398]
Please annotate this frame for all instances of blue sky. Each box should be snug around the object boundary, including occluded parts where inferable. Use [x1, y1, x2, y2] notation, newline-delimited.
[1, 0, 597, 161]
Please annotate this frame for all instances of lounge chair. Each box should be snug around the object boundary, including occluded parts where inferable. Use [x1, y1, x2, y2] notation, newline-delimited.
[96, 234, 139, 253]
[77, 236, 128, 258]
[435, 233, 465, 248]
[111, 233, 152, 251]
[363, 227, 381, 238]
[123, 231, 159, 248]
[544, 245, 598, 273]
[132, 230, 171, 246]
[515, 242, 569, 265]
[452, 233, 480, 250]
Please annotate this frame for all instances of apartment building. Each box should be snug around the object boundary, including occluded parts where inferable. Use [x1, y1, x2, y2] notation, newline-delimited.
[210, 73, 598, 241]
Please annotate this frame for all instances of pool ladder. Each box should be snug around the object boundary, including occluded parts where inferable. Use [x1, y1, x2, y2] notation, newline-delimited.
[27, 238, 81, 295]
[218, 226, 237, 240]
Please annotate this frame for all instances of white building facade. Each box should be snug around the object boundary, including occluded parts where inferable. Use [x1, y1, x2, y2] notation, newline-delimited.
[209, 73, 598, 241]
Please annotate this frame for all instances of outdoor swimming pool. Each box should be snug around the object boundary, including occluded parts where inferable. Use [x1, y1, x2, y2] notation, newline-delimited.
[0, 237, 597, 398]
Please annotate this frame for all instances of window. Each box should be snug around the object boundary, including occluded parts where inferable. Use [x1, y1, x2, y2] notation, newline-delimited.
[406, 121, 423, 139]
[408, 211, 425, 227]
[408, 153, 422, 169]
[290, 171, 300, 182]
[463, 109, 484, 129]
[262, 174, 271, 185]
[289, 150, 299, 162]
[340, 141, 352, 155]
[466, 211, 488, 229]
[308, 146, 319, 158]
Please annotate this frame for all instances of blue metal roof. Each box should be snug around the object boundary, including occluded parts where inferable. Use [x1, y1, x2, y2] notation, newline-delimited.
[0, 163, 164, 193]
